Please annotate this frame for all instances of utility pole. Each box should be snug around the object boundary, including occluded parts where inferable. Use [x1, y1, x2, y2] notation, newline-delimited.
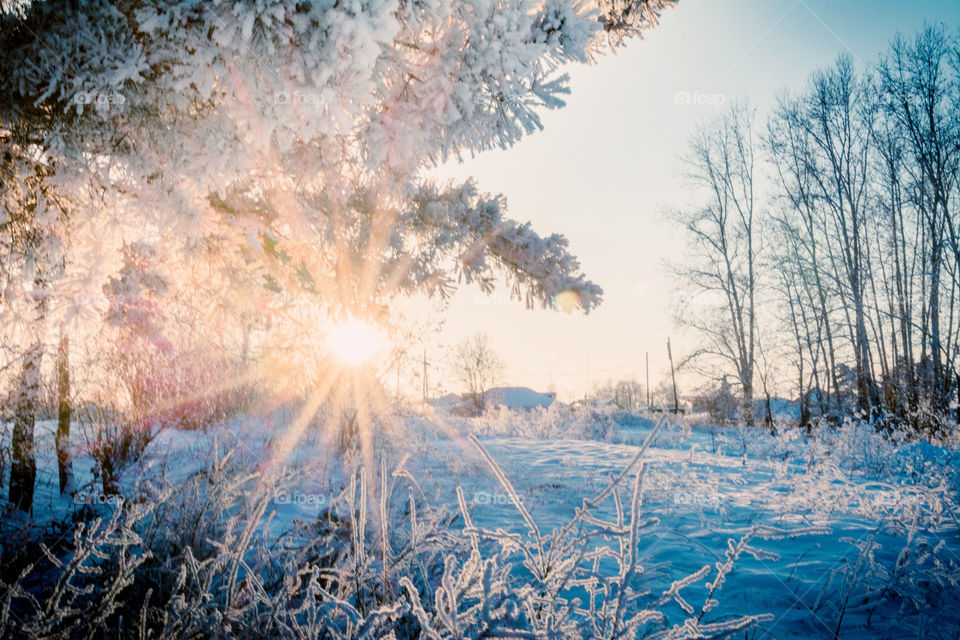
[422, 349, 428, 402]
[585, 353, 590, 404]
[667, 337, 679, 414]
[645, 351, 650, 409]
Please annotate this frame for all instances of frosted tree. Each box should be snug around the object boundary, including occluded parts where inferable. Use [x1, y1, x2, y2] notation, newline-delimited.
[0, 0, 679, 314]
[0, 112, 71, 511]
[452, 333, 505, 413]
[0, 0, 676, 512]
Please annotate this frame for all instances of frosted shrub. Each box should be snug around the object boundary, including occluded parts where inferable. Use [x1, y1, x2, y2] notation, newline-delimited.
[807, 419, 906, 476]
[0, 420, 802, 639]
[458, 428, 818, 638]
[473, 403, 621, 442]
[706, 417, 911, 472]
[565, 405, 620, 441]
[121, 353, 256, 433]
[0, 502, 156, 640]
[713, 421, 804, 461]
[649, 418, 691, 449]
[812, 518, 960, 635]
[76, 402, 155, 496]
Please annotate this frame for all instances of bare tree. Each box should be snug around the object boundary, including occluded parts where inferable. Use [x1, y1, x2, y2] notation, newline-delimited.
[767, 225, 824, 427]
[786, 54, 878, 415]
[452, 334, 504, 414]
[671, 102, 760, 425]
[878, 25, 960, 420]
[614, 379, 644, 410]
[767, 97, 844, 414]
[767, 54, 892, 421]
[670, 30, 960, 434]
[762, 33, 960, 433]
[594, 378, 645, 410]
[872, 108, 918, 419]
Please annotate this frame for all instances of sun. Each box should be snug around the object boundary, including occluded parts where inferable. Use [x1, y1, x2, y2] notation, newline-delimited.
[327, 318, 388, 366]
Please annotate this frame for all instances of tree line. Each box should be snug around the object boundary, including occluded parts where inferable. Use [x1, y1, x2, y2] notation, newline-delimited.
[674, 25, 960, 435]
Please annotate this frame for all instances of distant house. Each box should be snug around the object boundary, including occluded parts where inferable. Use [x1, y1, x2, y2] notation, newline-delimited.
[430, 387, 558, 415]
[485, 387, 557, 410]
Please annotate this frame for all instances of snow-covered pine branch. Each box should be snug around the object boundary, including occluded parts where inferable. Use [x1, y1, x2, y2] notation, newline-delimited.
[0, 0, 673, 322]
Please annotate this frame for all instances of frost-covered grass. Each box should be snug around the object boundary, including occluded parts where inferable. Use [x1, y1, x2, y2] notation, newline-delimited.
[448, 403, 624, 442]
[1, 407, 958, 639]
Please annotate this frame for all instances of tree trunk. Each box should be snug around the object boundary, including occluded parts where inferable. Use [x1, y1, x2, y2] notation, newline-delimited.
[955, 373, 960, 426]
[9, 342, 42, 513]
[741, 380, 754, 427]
[56, 334, 73, 494]
[929, 242, 944, 411]
[764, 390, 774, 434]
[854, 297, 873, 416]
[667, 337, 680, 414]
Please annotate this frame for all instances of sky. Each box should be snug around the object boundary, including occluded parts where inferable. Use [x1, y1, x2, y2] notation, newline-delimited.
[425, 0, 960, 403]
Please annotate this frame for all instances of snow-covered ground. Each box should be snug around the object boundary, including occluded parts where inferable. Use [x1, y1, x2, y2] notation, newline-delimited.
[4, 409, 959, 638]
[399, 416, 960, 638]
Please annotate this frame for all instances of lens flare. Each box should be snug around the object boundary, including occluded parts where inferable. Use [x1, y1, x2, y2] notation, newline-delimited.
[327, 318, 387, 366]
[552, 290, 581, 313]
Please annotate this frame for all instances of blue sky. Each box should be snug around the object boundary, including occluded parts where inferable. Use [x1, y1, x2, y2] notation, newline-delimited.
[428, 0, 960, 401]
